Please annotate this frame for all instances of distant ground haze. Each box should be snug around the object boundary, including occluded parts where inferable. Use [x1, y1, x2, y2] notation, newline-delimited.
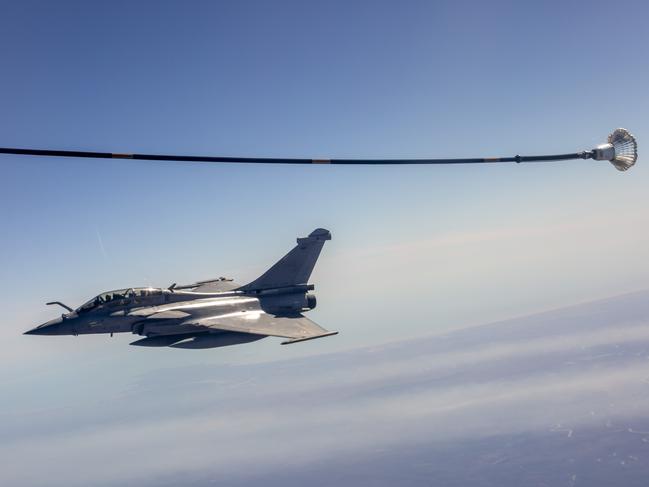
[1, 2, 648, 485]
[2, 290, 649, 486]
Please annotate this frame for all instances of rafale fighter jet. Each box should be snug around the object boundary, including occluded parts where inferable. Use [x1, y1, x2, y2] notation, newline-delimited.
[24, 228, 337, 349]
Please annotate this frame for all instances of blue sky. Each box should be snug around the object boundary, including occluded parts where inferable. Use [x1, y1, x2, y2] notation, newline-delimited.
[1, 0, 648, 357]
[1, 0, 649, 412]
[1, 1, 649, 485]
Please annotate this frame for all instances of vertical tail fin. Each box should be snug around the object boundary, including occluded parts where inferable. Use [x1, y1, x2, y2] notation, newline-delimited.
[239, 228, 331, 291]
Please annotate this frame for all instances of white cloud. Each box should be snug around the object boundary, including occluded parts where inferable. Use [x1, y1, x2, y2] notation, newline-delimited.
[3, 316, 649, 486]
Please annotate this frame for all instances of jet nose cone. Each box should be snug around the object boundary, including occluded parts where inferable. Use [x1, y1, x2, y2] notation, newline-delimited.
[24, 317, 63, 335]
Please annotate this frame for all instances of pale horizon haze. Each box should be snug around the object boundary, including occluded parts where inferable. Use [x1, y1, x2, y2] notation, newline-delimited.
[1, 1, 648, 485]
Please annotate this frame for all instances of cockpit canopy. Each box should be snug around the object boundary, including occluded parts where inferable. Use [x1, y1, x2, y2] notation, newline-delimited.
[77, 287, 164, 312]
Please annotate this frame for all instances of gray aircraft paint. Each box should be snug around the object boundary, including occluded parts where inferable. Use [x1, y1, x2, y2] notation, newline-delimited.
[24, 229, 337, 348]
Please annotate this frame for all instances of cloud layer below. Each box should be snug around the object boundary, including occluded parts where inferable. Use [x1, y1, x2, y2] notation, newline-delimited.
[3, 291, 649, 485]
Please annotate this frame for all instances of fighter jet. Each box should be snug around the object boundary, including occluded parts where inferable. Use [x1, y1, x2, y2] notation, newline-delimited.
[24, 228, 337, 349]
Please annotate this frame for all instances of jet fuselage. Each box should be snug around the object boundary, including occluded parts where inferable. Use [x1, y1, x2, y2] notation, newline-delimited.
[24, 228, 335, 349]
